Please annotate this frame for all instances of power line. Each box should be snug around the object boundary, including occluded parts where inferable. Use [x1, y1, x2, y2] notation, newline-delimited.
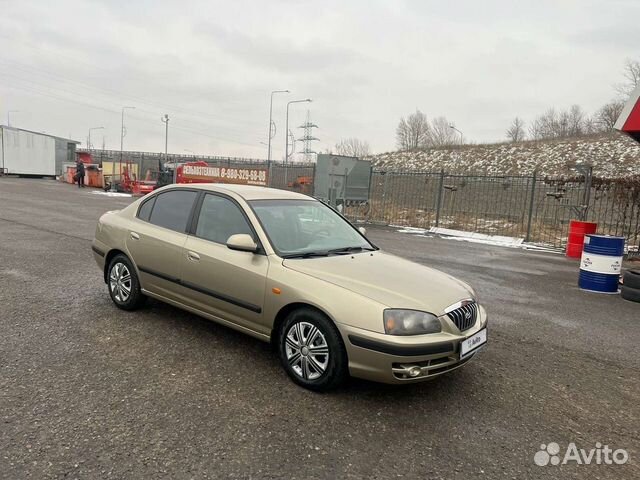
[0, 79, 264, 149]
[0, 56, 264, 128]
[0, 38, 334, 153]
[0, 68, 264, 140]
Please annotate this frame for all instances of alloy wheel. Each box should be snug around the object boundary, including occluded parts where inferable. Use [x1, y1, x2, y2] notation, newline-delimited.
[285, 321, 330, 380]
[109, 262, 132, 303]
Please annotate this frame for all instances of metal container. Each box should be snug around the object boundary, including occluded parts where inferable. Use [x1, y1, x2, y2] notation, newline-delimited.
[566, 220, 598, 258]
[578, 235, 625, 293]
[314, 154, 372, 206]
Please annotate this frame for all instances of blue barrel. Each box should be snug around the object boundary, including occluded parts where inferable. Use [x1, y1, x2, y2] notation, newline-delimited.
[578, 235, 625, 293]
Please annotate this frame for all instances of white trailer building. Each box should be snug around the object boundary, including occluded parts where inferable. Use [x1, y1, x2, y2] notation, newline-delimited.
[0, 126, 79, 177]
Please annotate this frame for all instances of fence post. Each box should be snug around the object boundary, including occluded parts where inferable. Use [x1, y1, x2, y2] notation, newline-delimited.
[582, 165, 593, 221]
[310, 164, 316, 196]
[381, 172, 389, 221]
[435, 169, 445, 228]
[342, 167, 348, 208]
[525, 170, 537, 243]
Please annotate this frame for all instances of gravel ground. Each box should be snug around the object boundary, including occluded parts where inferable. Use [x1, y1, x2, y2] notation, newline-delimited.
[1, 177, 638, 480]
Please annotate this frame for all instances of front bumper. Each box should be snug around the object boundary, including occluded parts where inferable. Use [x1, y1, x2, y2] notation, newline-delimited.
[337, 305, 488, 384]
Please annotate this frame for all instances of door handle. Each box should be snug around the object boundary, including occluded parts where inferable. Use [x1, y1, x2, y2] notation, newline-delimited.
[187, 251, 200, 261]
[130, 232, 140, 240]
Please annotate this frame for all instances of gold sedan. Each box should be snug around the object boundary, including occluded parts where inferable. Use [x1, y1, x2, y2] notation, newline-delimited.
[92, 184, 487, 391]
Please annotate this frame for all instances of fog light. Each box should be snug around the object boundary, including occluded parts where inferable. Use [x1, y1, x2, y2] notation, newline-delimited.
[408, 366, 422, 377]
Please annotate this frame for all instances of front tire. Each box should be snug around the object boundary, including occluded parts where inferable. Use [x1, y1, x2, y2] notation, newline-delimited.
[107, 254, 146, 310]
[278, 308, 348, 392]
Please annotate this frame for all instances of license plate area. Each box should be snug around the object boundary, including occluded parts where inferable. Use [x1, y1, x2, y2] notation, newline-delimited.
[460, 328, 487, 359]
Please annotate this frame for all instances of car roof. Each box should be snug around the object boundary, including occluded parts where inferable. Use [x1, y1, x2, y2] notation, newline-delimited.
[169, 183, 315, 201]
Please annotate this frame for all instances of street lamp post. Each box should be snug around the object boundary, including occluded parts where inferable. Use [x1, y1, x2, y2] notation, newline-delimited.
[285, 99, 312, 185]
[114, 106, 136, 191]
[267, 90, 289, 187]
[88, 126, 104, 150]
[449, 124, 464, 145]
[7, 110, 19, 127]
[161, 114, 172, 182]
[267, 90, 290, 162]
[449, 125, 464, 172]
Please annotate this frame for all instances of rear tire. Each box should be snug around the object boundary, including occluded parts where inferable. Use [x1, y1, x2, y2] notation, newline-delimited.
[278, 308, 348, 392]
[620, 285, 640, 303]
[623, 269, 640, 290]
[107, 254, 146, 310]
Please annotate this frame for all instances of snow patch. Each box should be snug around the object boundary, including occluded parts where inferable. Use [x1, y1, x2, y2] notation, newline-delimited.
[395, 225, 562, 253]
[89, 191, 133, 198]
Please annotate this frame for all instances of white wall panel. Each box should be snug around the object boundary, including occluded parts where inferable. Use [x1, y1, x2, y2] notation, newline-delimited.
[0, 128, 4, 170]
[1, 128, 56, 175]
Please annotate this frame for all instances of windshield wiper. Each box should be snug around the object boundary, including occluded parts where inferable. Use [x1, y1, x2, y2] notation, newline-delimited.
[283, 246, 375, 259]
[282, 251, 330, 259]
[327, 246, 375, 255]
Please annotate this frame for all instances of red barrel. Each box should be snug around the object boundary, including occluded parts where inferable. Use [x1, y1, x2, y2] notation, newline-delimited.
[566, 220, 597, 258]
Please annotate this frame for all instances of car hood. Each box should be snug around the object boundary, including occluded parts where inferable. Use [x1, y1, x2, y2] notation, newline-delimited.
[282, 251, 474, 316]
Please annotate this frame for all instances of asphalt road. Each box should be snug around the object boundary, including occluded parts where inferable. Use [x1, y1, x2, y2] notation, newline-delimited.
[1, 178, 638, 480]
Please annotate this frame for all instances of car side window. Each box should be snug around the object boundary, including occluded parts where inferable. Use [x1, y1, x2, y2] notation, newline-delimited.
[195, 194, 253, 244]
[148, 190, 198, 233]
[137, 196, 156, 222]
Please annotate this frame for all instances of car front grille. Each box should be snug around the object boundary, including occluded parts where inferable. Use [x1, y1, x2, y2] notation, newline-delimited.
[446, 301, 478, 332]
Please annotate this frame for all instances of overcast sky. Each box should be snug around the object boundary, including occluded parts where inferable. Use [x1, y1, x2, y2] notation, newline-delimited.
[1, 0, 638, 160]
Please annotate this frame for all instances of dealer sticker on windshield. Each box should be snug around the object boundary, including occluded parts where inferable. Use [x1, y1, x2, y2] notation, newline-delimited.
[460, 329, 487, 359]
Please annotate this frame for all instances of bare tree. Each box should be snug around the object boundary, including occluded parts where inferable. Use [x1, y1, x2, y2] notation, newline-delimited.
[567, 105, 586, 136]
[615, 59, 640, 98]
[506, 117, 526, 142]
[535, 108, 560, 139]
[396, 110, 431, 150]
[523, 100, 621, 140]
[582, 115, 600, 135]
[528, 118, 544, 140]
[596, 101, 625, 130]
[429, 116, 460, 146]
[529, 106, 587, 140]
[556, 109, 571, 138]
[334, 138, 371, 157]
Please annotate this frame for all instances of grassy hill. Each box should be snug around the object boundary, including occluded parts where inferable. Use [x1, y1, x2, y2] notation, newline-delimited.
[369, 132, 640, 178]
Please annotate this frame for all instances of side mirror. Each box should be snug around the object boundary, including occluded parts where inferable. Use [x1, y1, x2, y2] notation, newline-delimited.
[226, 234, 258, 253]
[358, 226, 367, 236]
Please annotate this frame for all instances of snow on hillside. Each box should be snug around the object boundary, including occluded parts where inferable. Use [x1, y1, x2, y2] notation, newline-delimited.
[368, 132, 640, 178]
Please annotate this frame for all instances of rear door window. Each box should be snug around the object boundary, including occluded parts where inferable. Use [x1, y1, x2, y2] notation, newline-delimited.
[137, 196, 156, 222]
[149, 190, 198, 233]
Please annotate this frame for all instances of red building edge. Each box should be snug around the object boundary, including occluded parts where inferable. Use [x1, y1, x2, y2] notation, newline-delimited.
[615, 84, 640, 143]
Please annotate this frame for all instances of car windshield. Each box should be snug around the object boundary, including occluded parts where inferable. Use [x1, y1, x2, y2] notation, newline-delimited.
[249, 199, 374, 258]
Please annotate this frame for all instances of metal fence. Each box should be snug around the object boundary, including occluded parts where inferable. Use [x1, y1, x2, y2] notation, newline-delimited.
[82, 148, 316, 192]
[344, 170, 640, 251]
[85, 149, 275, 180]
[269, 162, 315, 193]
[80, 149, 640, 251]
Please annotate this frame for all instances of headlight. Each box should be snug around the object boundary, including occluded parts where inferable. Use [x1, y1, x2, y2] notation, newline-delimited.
[383, 309, 442, 335]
